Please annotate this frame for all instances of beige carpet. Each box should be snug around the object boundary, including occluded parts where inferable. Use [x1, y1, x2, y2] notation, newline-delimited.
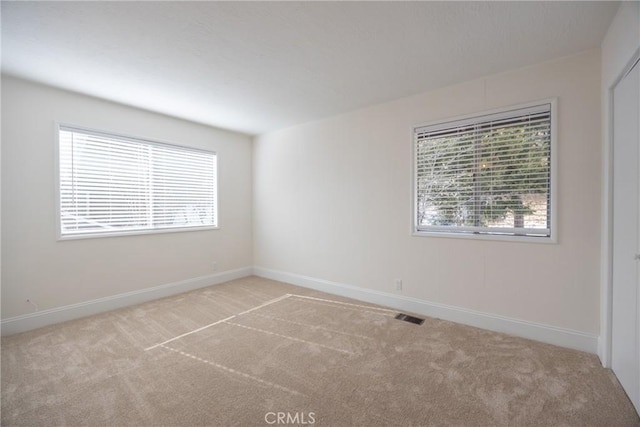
[2, 276, 638, 426]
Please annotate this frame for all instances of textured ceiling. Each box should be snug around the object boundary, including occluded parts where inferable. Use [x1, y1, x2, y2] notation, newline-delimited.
[1, 1, 619, 135]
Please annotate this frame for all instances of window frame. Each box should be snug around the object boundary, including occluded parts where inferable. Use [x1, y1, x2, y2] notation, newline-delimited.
[411, 98, 557, 243]
[55, 123, 219, 241]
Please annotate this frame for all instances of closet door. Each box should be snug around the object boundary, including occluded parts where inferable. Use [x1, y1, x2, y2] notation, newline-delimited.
[612, 56, 640, 413]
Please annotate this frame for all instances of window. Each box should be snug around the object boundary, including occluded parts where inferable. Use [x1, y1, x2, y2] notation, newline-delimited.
[413, 101, 555, 240]
[57, 125, 217, 239]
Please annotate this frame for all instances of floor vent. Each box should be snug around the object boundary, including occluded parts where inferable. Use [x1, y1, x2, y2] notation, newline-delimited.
[395, 313, 425, 325]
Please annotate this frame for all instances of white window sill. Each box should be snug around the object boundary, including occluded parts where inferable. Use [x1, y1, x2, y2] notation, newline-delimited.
[412, 230, 557, 244]
[58, 225, 219, 241]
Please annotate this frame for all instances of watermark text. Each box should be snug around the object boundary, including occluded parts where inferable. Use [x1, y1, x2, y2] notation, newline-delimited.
[264, 411, 316, 425]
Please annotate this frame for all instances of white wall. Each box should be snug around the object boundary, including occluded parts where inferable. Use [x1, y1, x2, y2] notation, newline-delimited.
[600, 1, 640, 365]
[1, 75, 253, 320]
[254, 50, 602, 337]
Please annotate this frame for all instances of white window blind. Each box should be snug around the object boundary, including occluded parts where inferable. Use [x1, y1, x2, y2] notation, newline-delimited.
[414, 103, 553, 238]
[58, 126, 217, 238]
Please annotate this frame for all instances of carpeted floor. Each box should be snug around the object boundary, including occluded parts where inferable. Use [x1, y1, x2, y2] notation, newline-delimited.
[2, 276, 639, 426]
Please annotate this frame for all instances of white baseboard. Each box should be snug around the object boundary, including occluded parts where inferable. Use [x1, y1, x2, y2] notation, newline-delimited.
[3, 265, 600, 354]
[253, 267, 599, 354]
[1, 267, 253, 336]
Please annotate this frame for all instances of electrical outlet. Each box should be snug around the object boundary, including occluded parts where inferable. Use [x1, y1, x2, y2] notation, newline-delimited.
[395, 279, 403, 291]
[212, 261, 218, 271]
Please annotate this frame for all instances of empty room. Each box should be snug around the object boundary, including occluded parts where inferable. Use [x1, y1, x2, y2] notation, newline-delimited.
[2, 1, 640, 426]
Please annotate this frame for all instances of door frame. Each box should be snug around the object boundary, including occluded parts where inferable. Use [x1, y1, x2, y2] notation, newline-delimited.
[602, 47, 640, 370]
